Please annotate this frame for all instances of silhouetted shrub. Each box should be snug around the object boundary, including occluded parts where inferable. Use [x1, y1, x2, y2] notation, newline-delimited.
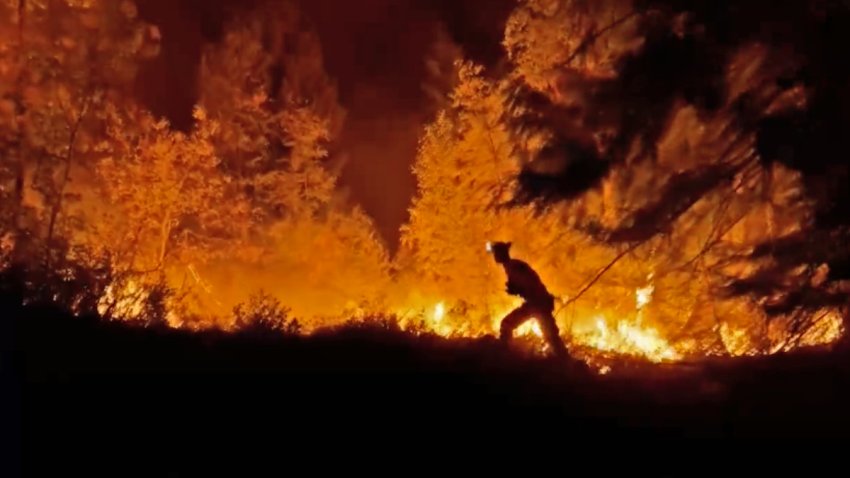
[232, 291, 301, 337]
[1, 242, 173, 328]
[333, 315, 405, 334]
[99, 274, 173, 329]
[3, 247, 111, 317]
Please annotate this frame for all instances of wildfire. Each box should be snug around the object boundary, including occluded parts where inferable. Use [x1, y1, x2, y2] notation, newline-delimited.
[405, 281, 844, 367]
[98, 280, 147, 319]
[96, 271, 841, 371]
[2, 0, 848, 386]
[418, 296, 680, 363]
[577, 316, 680, 362]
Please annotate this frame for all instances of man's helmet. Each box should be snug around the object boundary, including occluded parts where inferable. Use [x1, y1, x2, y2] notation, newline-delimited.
[487, 241, 512, 258]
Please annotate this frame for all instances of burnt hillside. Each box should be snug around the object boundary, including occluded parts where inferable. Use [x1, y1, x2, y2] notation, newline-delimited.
[4, 294, 850, 474]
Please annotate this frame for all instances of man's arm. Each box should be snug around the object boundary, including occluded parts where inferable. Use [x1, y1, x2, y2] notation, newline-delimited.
[505, 260, 549, 299]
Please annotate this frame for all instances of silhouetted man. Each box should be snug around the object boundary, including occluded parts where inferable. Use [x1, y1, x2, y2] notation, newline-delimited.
[488, 241, 567, 357]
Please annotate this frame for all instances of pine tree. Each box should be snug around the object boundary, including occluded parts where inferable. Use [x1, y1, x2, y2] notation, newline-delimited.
[504, 0, 642, 94]
[191, 1, 389, 325]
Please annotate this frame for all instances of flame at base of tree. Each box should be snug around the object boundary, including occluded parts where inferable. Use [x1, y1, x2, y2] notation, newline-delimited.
[389, 293, 842, 368]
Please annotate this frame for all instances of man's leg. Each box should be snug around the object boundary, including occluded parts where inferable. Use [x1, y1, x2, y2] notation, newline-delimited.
[538, 312, 568, 358]
[499, 303, 534, 343]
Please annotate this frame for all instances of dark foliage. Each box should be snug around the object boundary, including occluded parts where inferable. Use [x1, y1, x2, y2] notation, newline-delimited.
[232, 291, 301, 337]
[515, 1, 850, 200]
[511, 0, 850, 327]
[605, 164, 741, 243]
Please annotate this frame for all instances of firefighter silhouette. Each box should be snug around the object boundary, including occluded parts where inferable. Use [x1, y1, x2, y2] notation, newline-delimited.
[488, 241, 567, 357]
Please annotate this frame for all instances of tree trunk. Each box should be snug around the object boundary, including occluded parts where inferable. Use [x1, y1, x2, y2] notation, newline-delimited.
[158, 210, 172, 269]
[12, 0, 25, 222]
[45, 109, 85, 250]
[8, 0, 27, 261]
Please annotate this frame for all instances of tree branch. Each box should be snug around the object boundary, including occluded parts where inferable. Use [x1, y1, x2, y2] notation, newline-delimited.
[45, 94, 91, 251]
[556, 239, 642, 314]
[563, 10, 641, 68]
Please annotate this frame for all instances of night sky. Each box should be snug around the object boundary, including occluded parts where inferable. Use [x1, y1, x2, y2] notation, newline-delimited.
[134, 0, 513, 246]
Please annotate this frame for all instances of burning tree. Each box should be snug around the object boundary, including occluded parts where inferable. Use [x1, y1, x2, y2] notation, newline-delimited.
[0, 0, 161, 313]
[0, 0, 159, 258]
[192, 0, 390, 325]
[0, 0, 389, 327]
[84, 0, 391, 326]
[84, 105, 251, 322]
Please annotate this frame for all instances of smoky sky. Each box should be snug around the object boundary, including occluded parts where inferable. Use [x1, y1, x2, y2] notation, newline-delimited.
[134, 0, 513, 247]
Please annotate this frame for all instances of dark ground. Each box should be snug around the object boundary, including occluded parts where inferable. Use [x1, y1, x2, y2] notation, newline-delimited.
[3, 294, 850, 474]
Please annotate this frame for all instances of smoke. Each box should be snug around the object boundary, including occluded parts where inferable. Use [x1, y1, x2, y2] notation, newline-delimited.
[303, 0, 514, 247]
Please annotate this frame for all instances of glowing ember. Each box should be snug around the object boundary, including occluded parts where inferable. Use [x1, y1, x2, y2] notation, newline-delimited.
[433, 302, 446, 322]
[516, 319, 543, 338]
[635, 284, 654, 310]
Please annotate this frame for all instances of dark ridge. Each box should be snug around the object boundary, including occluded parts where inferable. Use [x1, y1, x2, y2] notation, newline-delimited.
[4, 286, 850, 474]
